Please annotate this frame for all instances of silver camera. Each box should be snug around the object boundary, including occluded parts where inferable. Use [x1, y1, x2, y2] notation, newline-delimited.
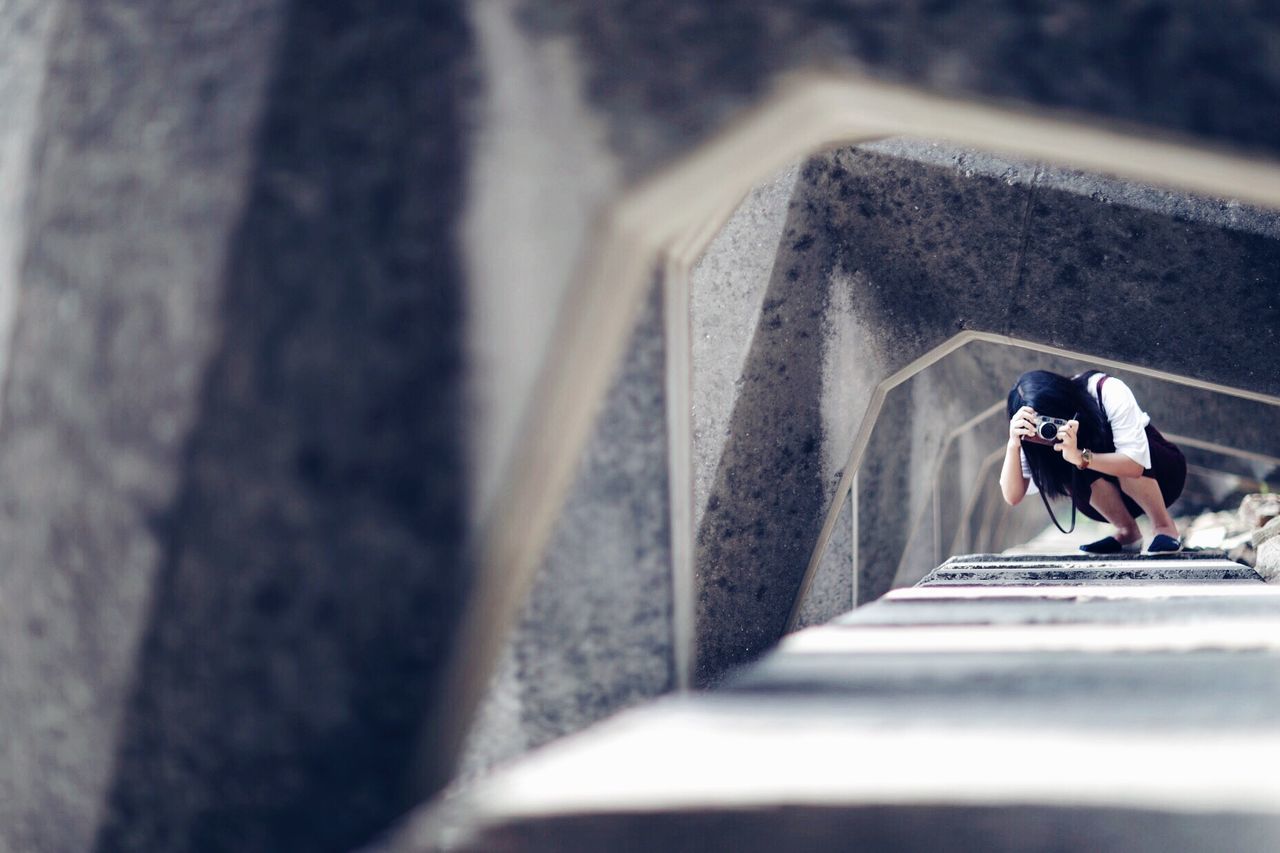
[1025, 414, 1070, 445]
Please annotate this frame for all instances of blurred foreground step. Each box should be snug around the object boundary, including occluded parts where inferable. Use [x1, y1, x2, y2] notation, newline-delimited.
[387, 555, 1278, 852]
[392, 698, 1280, 852]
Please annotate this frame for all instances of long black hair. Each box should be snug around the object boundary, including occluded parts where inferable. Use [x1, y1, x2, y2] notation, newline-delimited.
[1007, 370, 1114, 499]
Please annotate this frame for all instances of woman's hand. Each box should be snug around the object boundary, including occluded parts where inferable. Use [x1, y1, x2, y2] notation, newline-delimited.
[1008, 406, 1036, 447]
[1054, 419, 1084, 467]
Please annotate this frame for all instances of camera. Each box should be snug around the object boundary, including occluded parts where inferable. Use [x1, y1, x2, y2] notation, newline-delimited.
[1025, 414, 1070, 445]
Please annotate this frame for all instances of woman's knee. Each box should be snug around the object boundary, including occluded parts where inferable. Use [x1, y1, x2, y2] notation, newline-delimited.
[1089, 477, 1121, 500]
[1087, 477, 1130, 516]
[1118, 474, 1171, 508]
[1118, 474, 1159, 495]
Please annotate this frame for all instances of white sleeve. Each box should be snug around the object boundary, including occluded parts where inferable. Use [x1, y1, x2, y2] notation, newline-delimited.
[1019, 448, 1038, 495]
[1100, 377, 1151, 469]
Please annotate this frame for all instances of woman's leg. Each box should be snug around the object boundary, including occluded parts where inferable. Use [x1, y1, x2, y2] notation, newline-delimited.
[1118, 475, 1180, 539]
[1088, 478, 1142, 544]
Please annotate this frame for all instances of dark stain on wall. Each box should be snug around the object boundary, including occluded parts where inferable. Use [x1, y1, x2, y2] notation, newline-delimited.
[93, 1, 475, 850]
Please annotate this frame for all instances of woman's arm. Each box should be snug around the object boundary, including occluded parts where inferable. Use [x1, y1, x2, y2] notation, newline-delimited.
[1000, 406, 1036, 505]
[1055, 421, 1144, 478]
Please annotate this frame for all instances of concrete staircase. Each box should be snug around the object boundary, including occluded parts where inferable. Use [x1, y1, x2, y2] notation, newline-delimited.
[391, 552, 1280, 852]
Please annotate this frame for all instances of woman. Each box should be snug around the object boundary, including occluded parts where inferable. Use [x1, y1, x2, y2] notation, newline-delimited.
[1000, 369, 1186, 553]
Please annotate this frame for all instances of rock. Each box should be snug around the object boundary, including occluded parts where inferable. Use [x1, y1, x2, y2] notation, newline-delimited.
[1252, 517, 1280, 581]
[1240, 494, 1280, 530]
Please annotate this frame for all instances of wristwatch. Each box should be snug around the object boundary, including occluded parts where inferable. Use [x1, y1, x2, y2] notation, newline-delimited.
[1079, 448, 1093, 470]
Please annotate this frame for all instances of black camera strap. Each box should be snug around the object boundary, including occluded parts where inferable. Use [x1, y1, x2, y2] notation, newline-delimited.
[1036, 475, 1077, 534]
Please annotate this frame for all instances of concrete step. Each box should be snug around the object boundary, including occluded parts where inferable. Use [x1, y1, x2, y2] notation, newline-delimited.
[836, 589, 1280, 627]
[922, 555, 1260, 585]
[940, 552, 1233, 563]
[388, 554, 1278, 852]
[923, 568, 1258, 583]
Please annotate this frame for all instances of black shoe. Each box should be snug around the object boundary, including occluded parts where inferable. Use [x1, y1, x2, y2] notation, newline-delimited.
[1148, 534, 1182, 553]
[1079, 536, 1143, 554]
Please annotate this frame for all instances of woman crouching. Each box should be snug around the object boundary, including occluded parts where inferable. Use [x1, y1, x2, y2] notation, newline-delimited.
[1000, 369, 1186, 554]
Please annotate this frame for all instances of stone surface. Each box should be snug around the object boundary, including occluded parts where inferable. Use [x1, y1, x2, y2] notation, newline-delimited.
[463, 0, 622, 518]
[1241, 494, 1280, 530]
[938, 552, 1233, 564]
[1256, 517, 1280, 550]
[691, 161, 801, 534]
[922, 553, 1256, 586]
[519, 0, 1280, 178]
[858, 343, 1036, 597]
[834, 592, 1280, 628]
[815, 144, 1280, 394]
[383, 558, 1280, 852]
[691, 171, 838, 685]
[460, 283, 675, 779]
[1255, 517, 1280, 582]
[0, 1, 287, 849]
[4, 0, 1280, 847]
[876, 340, 1280, 592]
[692, 136, 1280, 682]
[0, 1, 477, 850]
[923, 565, 1259, 584]
[456, 0, 1280, 801]
[0, 0, 55, 405]
[792, 490, 853, 629]
[396, 802, 1280, 853]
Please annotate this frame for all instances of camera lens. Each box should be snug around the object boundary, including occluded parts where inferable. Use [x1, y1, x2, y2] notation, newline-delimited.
[1037, 421, 1059, 441]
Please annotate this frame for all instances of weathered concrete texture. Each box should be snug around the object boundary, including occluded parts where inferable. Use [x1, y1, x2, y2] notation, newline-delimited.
[857, 345, 1024, 600]
[851, 335, 1280, 595]
[517, 0, 1280, 178]
[728, 650, 1280, 724]
[0, 1, 477, 851]
[0, 1, 287, 850]
[691, 161, 800, 533]
[93, 4, 476, 846]
[935, 422, 1011, 553]
[845, 339, 1082, 598]
[834, 589, 1280, 628]
[464, 0, 621, 518]
[924, 566, 1258, 583]
[453, 1, 1280, 771]
[815, 143, 1280, 393]
[793, 491, 853, 629]
[852, 392, 915, 600]
[940, 552, 1233, 563]
[1255, 517, 1280, 582]
[385, 557, 1280, 853]
[920, 555, 1260, 586]
[5, 1, 1280, 847]
[691, 172, 843, 685]
[1012, 199, 1279, 395]
[793, 141, 1280, 610]
[0, 0, 56, 400]
[448, 3, 1280, 795]
[398, 804, 1280, 853]
[693, 135, 1275, 678]
[460, 282, 675, 778]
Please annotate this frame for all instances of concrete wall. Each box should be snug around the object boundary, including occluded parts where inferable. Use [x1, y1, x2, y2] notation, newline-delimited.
[706, 139, 1280, 667]
[2, 0, 1280, 849]
[459, 282, 675, 779]
[845, 339, 1280, 597]
[792, 493, 854, 629]
[0, 1, 477, 850]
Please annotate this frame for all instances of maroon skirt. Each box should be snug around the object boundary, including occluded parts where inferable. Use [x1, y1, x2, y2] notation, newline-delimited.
[1071, 425, 1186, 523]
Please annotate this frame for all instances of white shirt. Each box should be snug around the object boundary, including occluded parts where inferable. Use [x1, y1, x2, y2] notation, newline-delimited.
[1020, 374, 1151, 495]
